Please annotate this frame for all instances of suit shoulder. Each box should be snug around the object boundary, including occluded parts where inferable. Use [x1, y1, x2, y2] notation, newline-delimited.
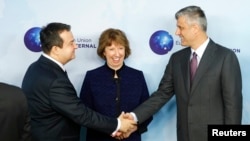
[121, 65, 145, 78]
[124, 65, 142, 72]
[170, 47, 190, 58]
[213, 42, 236, 56]
[0, 82, 26, 100]
[0, 82, 22, 92]
[86, 65, 105, 74]
[208, 39, 233, 52]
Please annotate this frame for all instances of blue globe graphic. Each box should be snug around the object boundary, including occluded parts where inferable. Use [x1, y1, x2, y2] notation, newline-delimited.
[24, 27, 42, 52]
[149, 30, 173, 55]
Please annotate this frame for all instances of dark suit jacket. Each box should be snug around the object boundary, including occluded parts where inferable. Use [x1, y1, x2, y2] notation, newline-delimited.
[21, 55, 117, 141]
[0, 82, 31, 141]
[133, 39, 242, 141]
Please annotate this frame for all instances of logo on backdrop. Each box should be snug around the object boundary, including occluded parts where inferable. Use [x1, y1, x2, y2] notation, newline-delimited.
[24, 27, 42, 52]
[76, 37, 97, 48]
[149, 30, 173, 55]
[23, 27, 97, 52]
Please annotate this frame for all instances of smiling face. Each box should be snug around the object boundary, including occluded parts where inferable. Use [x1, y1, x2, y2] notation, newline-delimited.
[175, 16, 197, 47]
[53, 30, 78, 65]
[103, 42, 125, 70]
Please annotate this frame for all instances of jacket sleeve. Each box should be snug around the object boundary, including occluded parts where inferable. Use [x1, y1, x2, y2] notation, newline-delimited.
[133, 56, 175, 123]
[136, 71, 153, 134]
[49, 77, 118, 134]
[221, 50, 242, 124]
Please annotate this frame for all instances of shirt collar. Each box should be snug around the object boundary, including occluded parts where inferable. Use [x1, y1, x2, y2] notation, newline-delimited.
[191, 38, 210, 58]
[42, 53, 66, 71]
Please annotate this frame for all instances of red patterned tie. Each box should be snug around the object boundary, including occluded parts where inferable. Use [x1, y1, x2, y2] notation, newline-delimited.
[190, 52, 197, 82]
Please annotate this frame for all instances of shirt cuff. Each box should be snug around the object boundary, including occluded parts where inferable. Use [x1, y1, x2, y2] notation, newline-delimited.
[130, 112, 138, 122]
[111, 118, 120, 137]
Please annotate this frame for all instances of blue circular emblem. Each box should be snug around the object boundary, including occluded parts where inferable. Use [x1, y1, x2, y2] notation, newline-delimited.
[149, 30, 173, 55]
[24, 27, 42, 52]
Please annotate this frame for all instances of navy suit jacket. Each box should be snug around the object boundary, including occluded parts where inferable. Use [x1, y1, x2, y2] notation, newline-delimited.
[133, 39, 242, 141]
[80, 64, 152, 141]
[21, 55, 117, 141]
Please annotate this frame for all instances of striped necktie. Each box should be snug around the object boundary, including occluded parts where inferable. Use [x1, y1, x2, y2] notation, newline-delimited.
[190, 52, 197, 82]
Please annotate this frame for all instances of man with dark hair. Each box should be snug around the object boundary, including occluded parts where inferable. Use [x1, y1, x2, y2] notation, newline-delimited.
[22, 22, 136, 141]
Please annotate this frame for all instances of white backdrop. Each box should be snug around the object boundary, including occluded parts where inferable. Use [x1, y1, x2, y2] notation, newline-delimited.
[0, 0, 249, 141]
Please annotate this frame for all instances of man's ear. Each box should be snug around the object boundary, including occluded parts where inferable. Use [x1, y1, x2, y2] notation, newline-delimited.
[191, 23, 200, 34]
[51, 46, 60, 55]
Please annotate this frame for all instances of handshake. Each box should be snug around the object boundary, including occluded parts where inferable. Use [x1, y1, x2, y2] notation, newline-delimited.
[112, 112, 137, 140]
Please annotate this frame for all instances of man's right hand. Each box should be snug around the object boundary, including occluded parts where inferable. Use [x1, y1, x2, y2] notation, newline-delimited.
[118, 112, 137, 133]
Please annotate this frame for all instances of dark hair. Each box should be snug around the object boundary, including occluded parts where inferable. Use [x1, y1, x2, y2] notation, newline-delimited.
[40, 22, 71, 53]
[97, 28, 131, 60]
[175, 5, 207, 31]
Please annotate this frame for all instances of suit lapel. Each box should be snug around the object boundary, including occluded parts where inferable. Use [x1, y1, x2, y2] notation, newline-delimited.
[190, 40, 217, 94]
[180, 48, 192, 94]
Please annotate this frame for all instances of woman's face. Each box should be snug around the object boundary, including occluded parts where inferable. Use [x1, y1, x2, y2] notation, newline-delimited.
[104, 42, 125, 70]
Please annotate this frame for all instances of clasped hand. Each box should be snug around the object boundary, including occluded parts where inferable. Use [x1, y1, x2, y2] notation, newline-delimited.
[113, 112, 138, 140]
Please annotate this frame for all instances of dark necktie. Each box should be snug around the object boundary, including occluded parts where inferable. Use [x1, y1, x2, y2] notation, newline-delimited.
[190, 52, 198, 82]
[65, 70, 69, 78]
